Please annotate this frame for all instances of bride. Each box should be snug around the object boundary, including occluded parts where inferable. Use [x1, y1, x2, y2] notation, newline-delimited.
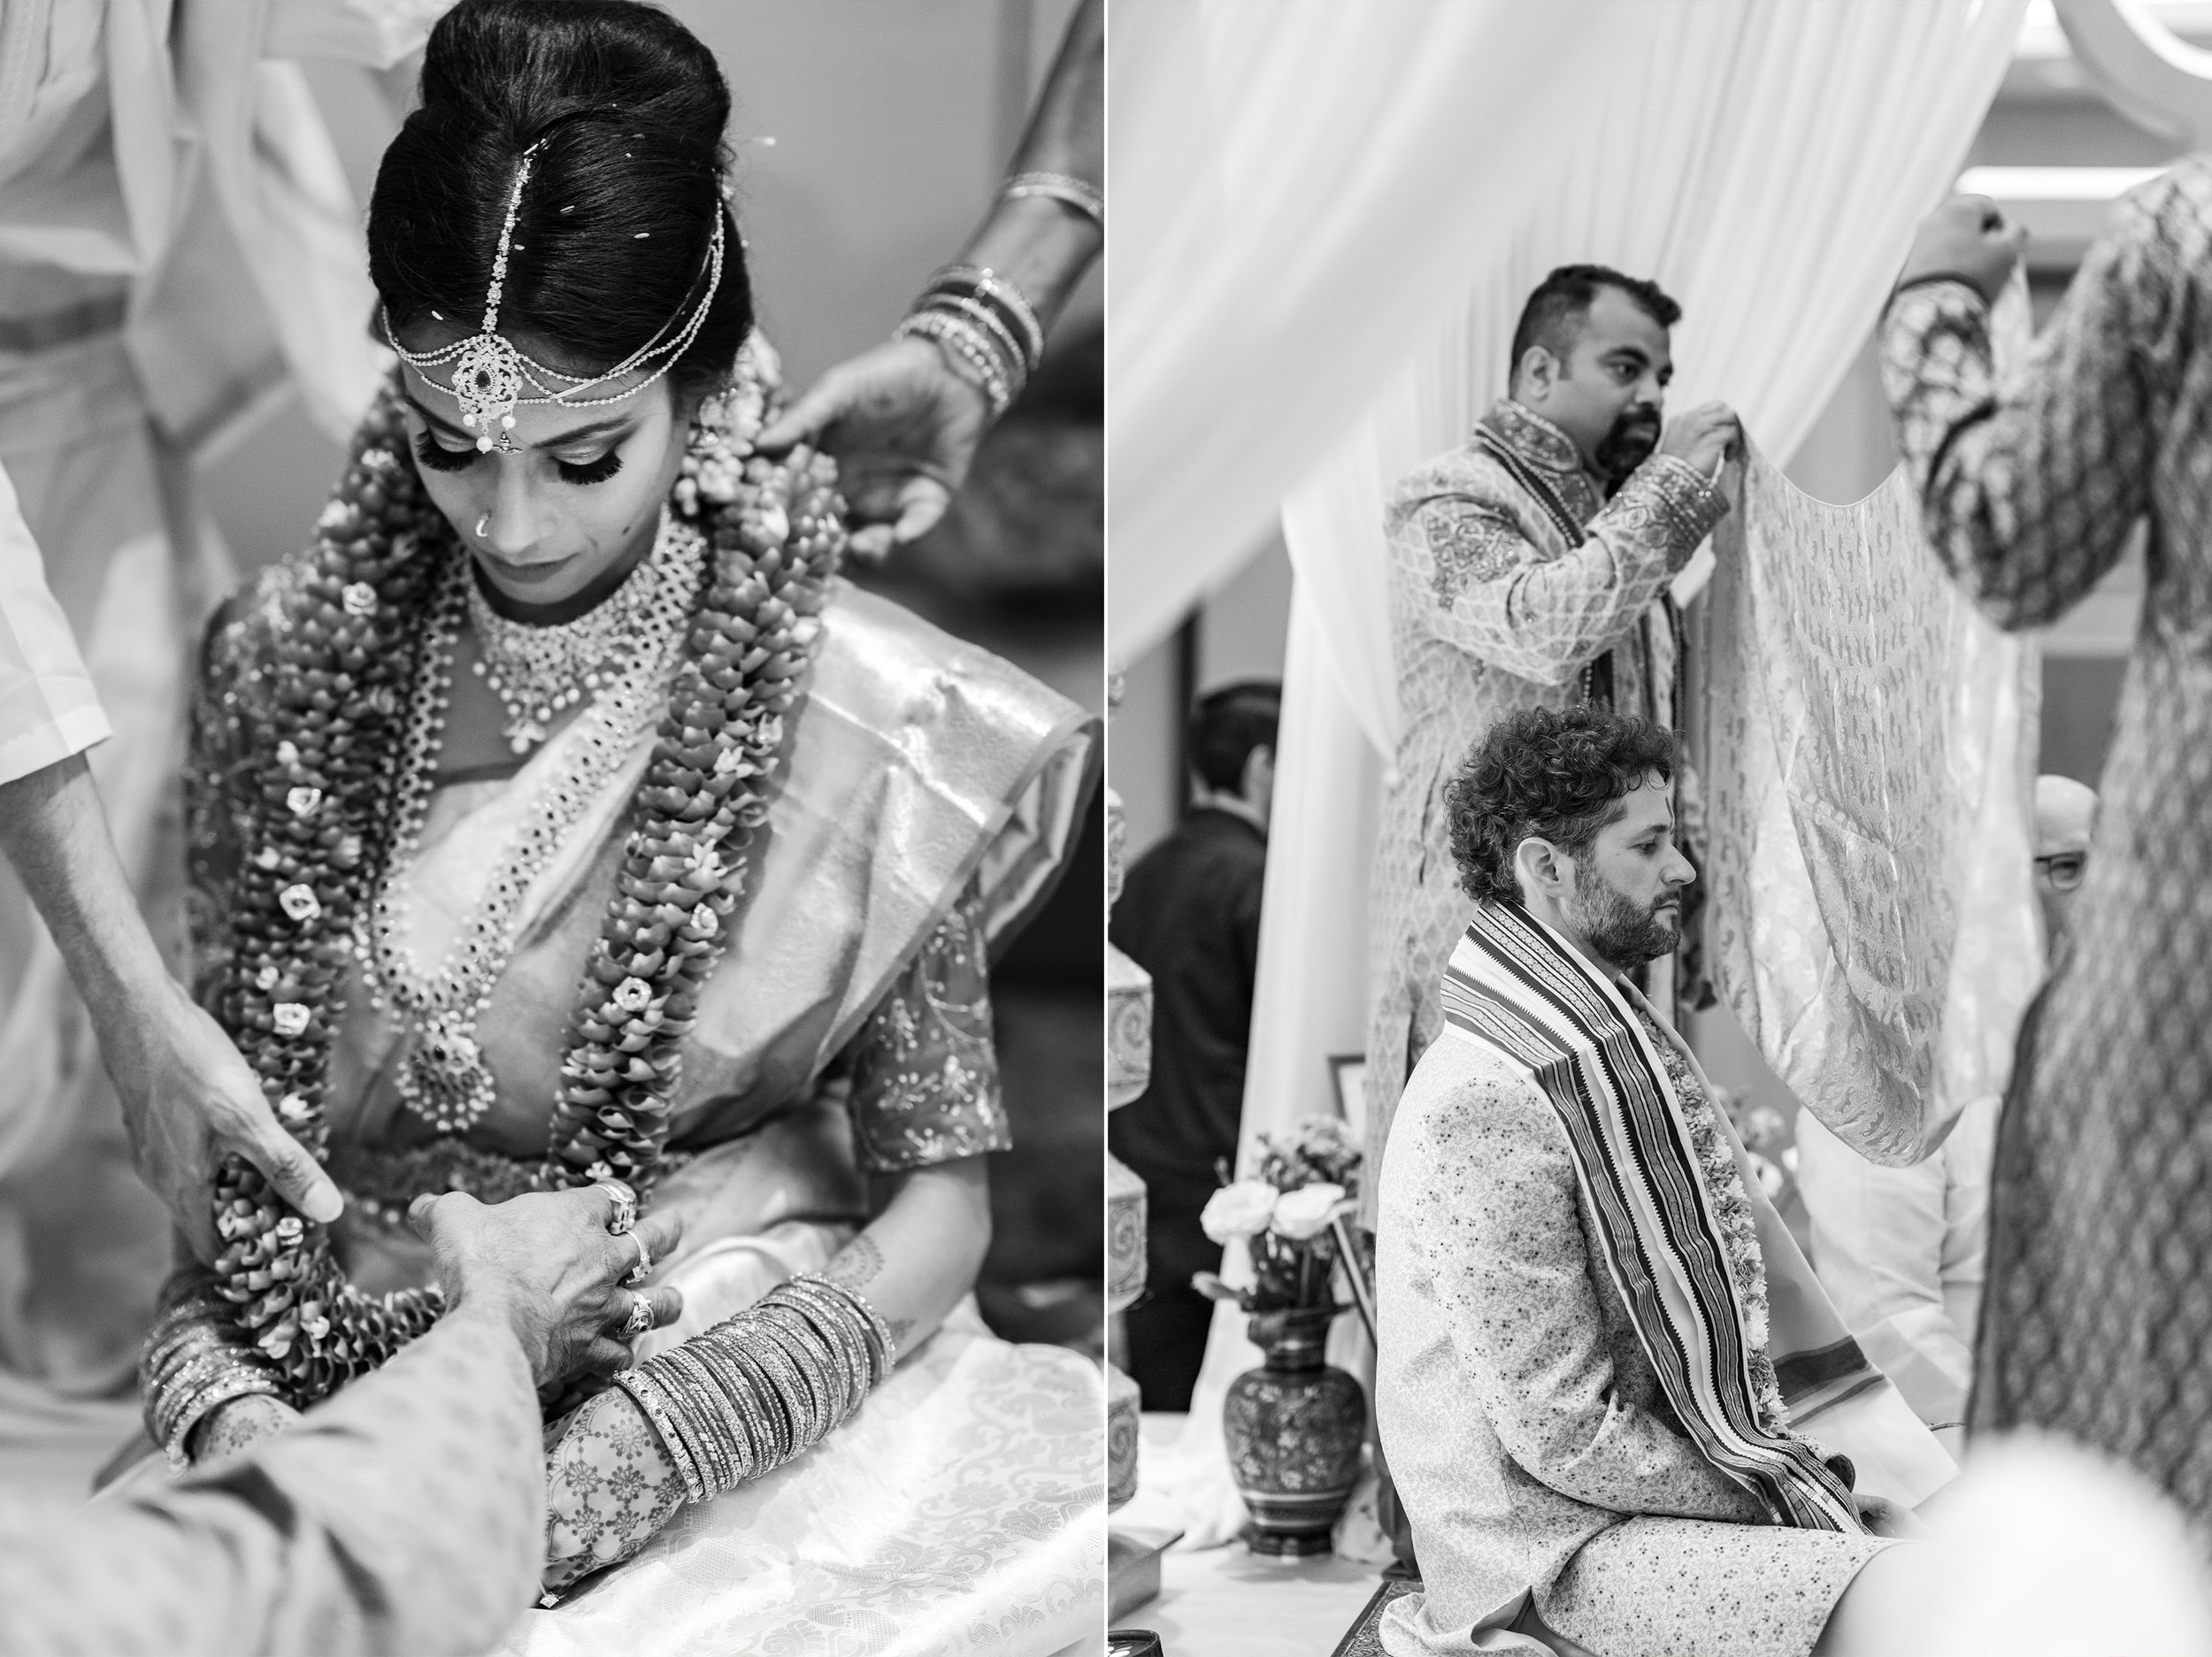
[138, 0, 1098, 1644]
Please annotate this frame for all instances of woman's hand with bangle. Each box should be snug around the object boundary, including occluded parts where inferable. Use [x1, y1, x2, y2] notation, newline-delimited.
[756, 335, 991, 560]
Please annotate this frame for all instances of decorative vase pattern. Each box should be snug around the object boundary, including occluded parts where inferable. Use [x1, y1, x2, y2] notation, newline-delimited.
[1107, 1362, 1143, 1510]
[1222, 1305, 1365, 1555]
[1107, 943, 1153, 1107]
[1107, 1154, 1148, 1312]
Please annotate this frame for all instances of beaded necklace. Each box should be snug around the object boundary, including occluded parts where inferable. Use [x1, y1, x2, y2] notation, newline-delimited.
[206, 343, 844, 1404]
[359, 513, 706, 1134]
[465, 525, 694, 754]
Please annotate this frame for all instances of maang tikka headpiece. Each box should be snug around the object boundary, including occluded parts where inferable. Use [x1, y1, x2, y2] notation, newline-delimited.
[385, 135, 726, 453]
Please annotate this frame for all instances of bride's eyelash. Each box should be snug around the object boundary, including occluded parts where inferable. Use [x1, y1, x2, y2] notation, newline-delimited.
[411, 427, 624, 485]
[411, 430, 476, 473]
[557, 450, 624, 486]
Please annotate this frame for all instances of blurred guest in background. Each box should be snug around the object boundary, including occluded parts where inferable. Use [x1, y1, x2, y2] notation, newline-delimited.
[1110, 680, 1279, 1410]
[0, 0, 416, 1476]
[1886, 182, 2212, 1523]
[1795, 774, 2098, 1446]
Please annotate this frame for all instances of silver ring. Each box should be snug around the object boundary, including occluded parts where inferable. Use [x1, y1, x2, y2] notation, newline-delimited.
[620, 1296, 655, 1340]
[475, 513, 491, 540]
[624, 1230, 653, 1287]
[596, 1178, 638, 1236]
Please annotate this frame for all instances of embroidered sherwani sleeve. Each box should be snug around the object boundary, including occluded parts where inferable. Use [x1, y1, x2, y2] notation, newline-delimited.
[0, 1312, 543, 1657]
[1881, 176, 2191, 632]
[1406, 1068, 1770, 1523]
[1402, 456, 1725, 687]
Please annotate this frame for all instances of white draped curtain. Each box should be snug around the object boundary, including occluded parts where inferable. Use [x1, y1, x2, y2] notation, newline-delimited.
[1107, 0, 1649, 662]
[1114, 0, 2029, 1546]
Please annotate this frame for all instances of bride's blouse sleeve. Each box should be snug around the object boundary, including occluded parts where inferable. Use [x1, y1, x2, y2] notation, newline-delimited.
[841, 880, 1014, 1171]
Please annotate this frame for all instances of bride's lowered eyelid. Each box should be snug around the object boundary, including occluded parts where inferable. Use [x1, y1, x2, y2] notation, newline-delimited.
[410, 428, 626, 484]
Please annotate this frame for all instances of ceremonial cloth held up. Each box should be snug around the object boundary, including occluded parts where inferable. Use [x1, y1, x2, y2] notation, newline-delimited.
[1440, 901, 1953, 1521]
[1698, 431, 2039, 1165]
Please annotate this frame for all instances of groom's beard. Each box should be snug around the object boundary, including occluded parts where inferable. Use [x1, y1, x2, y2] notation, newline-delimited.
[1594, 404, 1663, 489]
[1570, 864, 1680, 973]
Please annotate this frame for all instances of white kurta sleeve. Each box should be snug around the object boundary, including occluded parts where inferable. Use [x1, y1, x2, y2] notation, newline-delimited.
[1794, 1106, 1978, 1428]
[0, 461, 108, 786]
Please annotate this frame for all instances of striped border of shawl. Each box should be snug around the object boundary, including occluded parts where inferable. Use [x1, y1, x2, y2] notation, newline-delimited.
[1441, 903, 1862, 1531]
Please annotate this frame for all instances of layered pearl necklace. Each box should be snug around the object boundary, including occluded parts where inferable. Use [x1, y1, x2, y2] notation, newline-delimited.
[358, 510, 707, 1134]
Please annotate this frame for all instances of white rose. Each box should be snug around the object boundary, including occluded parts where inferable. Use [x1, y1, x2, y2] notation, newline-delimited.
[1270, 1182, 1348, 1242]
[1200, 1179, 1279, 1243]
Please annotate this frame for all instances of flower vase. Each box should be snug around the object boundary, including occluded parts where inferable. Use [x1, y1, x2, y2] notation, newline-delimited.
[1222, 1304, 1365, 1556]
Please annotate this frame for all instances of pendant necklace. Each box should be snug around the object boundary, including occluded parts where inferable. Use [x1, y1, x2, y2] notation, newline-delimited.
[359, 511, 705, 1134]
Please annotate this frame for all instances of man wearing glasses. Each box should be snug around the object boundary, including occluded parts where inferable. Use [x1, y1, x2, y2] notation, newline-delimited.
[1793, 775, 2097, 1449]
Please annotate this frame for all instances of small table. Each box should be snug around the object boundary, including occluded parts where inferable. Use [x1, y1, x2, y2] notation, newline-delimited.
[1132, 1543, 1384, 1656]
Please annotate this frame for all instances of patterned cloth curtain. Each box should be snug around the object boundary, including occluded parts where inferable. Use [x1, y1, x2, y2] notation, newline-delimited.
[1701, 439, 2042, 1163]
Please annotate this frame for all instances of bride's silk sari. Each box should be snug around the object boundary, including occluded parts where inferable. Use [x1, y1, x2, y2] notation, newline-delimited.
[184, 567, 1105, 1653]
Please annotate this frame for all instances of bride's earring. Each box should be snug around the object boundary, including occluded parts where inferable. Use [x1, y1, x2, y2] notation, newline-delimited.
[476, 514, 490, 541]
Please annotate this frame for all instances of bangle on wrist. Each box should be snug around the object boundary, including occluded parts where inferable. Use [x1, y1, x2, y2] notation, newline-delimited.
[615, 1275, 890, 1507]
[999, 170, 1103, 232]
[893, 311, 1014, 418]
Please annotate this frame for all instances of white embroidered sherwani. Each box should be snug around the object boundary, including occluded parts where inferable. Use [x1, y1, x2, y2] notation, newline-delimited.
[1376, 1006, 1889, 1657]
[1363, 401, 1728, 1215]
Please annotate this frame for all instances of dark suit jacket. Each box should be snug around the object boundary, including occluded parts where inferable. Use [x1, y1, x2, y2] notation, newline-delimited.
[1108, 805, 1265, 1215]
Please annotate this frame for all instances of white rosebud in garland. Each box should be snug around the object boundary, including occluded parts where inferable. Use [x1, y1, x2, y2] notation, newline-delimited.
[196, 335, 847, 1405]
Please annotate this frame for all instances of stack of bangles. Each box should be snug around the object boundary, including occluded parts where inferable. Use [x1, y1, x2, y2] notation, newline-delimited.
[613, 1274, 896, 1504]
[141, 1290, 280, 1471]
[888, 169, 1102, 420]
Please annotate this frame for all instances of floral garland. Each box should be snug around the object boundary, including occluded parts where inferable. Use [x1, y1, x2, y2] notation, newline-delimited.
[207, 342, 844, 1404]
[1635, 1008, 1787, 1432]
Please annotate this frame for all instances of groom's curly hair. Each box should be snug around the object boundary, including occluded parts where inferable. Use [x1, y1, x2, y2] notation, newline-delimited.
[1447, 707, 1677, 905]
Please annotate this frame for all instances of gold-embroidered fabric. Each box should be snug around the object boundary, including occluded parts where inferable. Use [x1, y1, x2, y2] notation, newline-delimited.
[1699, 444, 2040, 1166]
[846, 886, 1013, 1174]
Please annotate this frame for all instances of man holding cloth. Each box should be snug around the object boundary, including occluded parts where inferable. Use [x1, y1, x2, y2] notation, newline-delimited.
[1365, 264, 1739, 1207]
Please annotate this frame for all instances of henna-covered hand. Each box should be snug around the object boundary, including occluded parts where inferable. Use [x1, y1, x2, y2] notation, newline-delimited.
[825, 1232, 885, 1292]
[188, 1392, 300, 1468]
[541, 1385, 687, 1595]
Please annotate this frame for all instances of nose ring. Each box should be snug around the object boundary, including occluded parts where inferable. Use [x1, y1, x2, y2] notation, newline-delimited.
[476, 514, 490, 541]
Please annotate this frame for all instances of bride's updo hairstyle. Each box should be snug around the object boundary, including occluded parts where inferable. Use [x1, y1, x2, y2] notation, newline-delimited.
[368, 0, 753, 404]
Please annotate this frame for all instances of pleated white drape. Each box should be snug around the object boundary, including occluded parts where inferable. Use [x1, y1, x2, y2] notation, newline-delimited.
[1122, 0, 2029, 1548]
[1106, 0, 1647, 661]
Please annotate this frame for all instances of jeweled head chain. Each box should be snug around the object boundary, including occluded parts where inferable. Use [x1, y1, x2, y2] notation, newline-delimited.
[384, 134, 726, 452]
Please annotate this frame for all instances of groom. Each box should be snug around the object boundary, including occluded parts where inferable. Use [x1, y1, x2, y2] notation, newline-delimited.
[1363, 264, 1738, 1226]
[1373, 705, 1950, 1657]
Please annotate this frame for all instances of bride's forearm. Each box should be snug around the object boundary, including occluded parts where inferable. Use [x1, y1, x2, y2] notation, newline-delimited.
[540, 1158, 994, 1594]
[821, 1156, 993, 1359]
[950, 0, 1102, 330]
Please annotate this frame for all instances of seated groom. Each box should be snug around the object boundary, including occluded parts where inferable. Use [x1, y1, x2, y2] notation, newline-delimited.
[1375, 707, 1954, 1657]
